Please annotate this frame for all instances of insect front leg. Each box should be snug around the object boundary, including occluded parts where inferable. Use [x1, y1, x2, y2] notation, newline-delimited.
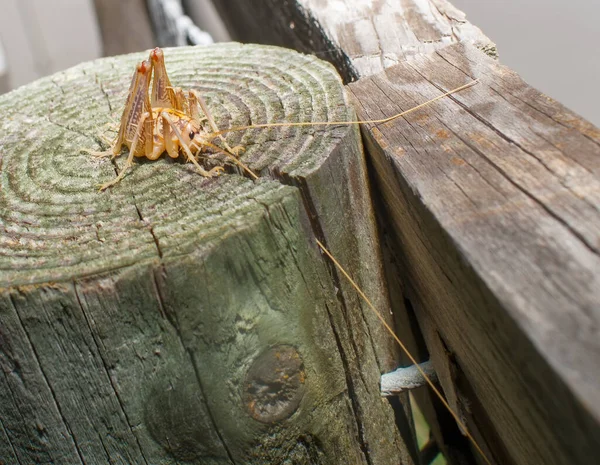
[195, 139, 258, 180]
[142, 115, 165, 161]
[160, 112, 224, 178]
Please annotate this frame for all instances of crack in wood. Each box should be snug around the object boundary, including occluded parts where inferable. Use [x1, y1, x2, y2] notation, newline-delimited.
[72, 281, 151, 465]
[7, 292, 86, 464]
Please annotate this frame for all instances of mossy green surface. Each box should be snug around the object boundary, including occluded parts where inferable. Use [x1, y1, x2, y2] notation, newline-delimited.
[0, 44, 409, 464]
[0, 43, 352, 287]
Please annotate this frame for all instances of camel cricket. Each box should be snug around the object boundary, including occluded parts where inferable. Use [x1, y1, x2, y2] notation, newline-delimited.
[88, 47, 477, 191]
[86, 47, 255, 191]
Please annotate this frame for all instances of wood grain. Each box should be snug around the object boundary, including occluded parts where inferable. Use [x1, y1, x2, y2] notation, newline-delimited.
[0, 44, 411, 464]
[348, 42, 600, 465]
[214, 1, 598, 463]
[214, 0, 495, 80]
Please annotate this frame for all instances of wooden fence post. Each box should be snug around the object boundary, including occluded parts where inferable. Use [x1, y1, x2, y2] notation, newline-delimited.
[0, 44, 412, 464]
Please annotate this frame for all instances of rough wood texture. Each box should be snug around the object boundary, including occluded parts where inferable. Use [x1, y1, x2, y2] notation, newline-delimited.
[213, 2, 600, 464]
[0, 44, 410, 464]
[348, 42, 600, 465]
[213, 0, 495, 81]
[92, 0, 155, 56]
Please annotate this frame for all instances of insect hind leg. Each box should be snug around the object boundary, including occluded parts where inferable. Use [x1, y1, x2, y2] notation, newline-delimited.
[188, 89, 245, 157]
[98, 113, 152, 191]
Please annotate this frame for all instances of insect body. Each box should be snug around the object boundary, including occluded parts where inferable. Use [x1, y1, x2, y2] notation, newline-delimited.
[89, 48, 249, 191]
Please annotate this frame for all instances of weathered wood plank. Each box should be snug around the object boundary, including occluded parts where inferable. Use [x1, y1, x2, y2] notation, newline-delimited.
[213, 0, 495, 80]
[216, 1, 599, 464]
[0, 44, 412, 464]
[348, 42, 600, 465]
[379, 238, 478, 465]
[214, 1, 497, 461]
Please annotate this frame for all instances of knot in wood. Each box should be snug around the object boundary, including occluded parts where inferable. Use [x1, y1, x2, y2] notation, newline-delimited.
[243, 345, 306, 423]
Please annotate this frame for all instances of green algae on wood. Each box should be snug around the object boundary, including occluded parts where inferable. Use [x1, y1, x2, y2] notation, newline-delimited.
[0, 44, 410, 464]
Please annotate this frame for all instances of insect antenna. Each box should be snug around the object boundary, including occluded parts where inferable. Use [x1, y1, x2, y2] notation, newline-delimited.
[316, 239, 493, 465]
[212, 80, 479, 137]
[206, 75, 491, 464]
[201, 80, 477, 184]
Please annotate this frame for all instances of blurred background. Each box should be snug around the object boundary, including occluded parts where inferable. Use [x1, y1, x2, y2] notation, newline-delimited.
[0, 0, 597, 126]
[451, 0, 600, 128]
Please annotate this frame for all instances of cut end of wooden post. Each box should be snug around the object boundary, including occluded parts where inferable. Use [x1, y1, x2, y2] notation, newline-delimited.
[0, 43, 354, 288]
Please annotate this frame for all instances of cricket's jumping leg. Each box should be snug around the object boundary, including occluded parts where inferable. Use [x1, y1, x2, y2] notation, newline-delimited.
[188, 89, 245, 157]
[170, 87, 188, 113]
[98, 113, 151, 191]
[149, 47, 174, 109]
[84, 59, 153, 160]
[150, 48, 193, 115]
